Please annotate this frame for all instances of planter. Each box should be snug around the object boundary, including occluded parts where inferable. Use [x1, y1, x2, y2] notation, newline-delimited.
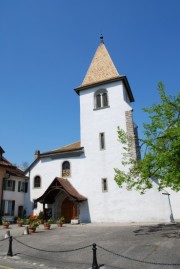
[29, 227, 36, 233]
[71, 219, 80, 225]
[17, 221, 23, 227]
[57, 222, 63, 227]
[3, 224, 10, 229]
[44, 223, 51, 230]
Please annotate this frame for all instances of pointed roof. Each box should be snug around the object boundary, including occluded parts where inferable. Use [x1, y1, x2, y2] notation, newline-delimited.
[81, 36, 120, 87]
[75, 36, 134, 102]
[36, 177, 87, 203]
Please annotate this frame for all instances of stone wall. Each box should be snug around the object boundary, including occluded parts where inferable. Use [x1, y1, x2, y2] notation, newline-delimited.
[125, 110, 141, 160]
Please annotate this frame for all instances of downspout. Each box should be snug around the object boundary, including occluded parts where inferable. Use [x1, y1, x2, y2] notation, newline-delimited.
[162, 191, 175, 223]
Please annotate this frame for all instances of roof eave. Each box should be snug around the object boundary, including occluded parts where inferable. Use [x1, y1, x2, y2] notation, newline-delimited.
[24, 147, 84, 174]
[74, 76, 134, 102]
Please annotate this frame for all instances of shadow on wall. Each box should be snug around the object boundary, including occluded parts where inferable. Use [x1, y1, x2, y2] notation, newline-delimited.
[80, 201, 91, 223]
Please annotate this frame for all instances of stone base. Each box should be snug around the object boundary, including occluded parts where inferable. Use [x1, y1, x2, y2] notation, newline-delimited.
[71, 219, 80, 225]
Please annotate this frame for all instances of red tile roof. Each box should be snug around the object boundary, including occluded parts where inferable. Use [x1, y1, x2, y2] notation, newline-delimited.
[0, 156, 25, 177]
[50, 141, 81, 153]
[36, 177, 87, 203]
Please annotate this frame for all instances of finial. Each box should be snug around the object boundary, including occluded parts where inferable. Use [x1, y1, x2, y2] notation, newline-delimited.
[100, 34, 104, 44]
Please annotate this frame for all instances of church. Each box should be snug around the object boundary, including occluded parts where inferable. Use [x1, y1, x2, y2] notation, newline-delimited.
[25, 37, 175, 224]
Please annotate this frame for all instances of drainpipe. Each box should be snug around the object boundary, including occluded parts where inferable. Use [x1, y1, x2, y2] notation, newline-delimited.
[162, 191, 175, 223]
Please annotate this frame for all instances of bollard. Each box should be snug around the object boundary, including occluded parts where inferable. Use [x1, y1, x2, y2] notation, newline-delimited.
[7, 236, 13, 257]
[23, 225, 29, 235]
[92, 243, 104, 269]
[92, 243, 99, 269]
[4, 230, 11, 239]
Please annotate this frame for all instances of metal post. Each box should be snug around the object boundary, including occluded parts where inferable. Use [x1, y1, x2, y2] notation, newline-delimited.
[92, 243, 99, 269]
[7, 236, 13, 256]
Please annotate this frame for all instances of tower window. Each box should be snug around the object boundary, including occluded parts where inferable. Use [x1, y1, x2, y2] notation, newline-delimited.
[62, 161, 70, 177]
[96, 94, 101, 108]
[94, 89, 109, 109]
[102, 178, 108, 192]
[34, 176, 41, 188]
[102, 92, 108, 107]
[99, 133, 105, 150]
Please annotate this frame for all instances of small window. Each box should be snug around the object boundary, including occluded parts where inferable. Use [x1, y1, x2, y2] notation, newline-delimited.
[102, 178, 108, 192]
[94, 89, 109, 109]
[33, 200, 37, 209]
[3, 179, 15, 191]
[34, 176, 41, 188]
[99, 133, 105, 150]
[1, 200, 15, 216]
[18, 181, 25, 192]
[62, 161, 70, 177]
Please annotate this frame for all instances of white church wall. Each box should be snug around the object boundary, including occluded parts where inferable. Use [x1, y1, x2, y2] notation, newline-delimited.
[77, 80, 171, 223]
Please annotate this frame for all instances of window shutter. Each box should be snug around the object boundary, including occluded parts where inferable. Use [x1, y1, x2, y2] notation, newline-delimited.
[12, 200, 15, 215]
[1, 200, 5, 215]
[3, 179, 6, 190]
[13, 181, 15, 191]
[25, 182, 28, 193]
[18, 182, 21, 192]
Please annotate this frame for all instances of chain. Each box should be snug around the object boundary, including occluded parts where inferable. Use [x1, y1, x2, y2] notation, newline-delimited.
[97, 244, 180, 266]
[13, 237, 92, 253]
[0, 238, 8, 242]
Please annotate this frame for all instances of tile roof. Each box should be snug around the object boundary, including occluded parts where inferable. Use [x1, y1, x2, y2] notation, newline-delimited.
[6, 167, 25, 178]
[50, 141, 81, 153]
[40, 141, 82, 155]
[74, 38, 134, 102]
[56, 177, 87, 201]
[0, 157, 25, 177]
[0, 157, 14, 168]
[80, 42, 120, 87]
[36, 177, 87, 203]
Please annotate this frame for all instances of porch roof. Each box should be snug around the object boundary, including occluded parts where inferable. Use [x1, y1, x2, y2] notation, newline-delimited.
[35, 177, 87, 204]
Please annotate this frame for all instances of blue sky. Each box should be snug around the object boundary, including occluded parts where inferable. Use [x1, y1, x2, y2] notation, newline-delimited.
[0, 0, 179, 167]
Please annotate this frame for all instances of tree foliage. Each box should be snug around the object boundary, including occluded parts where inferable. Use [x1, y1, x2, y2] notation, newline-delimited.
[114, 82, 180, 193]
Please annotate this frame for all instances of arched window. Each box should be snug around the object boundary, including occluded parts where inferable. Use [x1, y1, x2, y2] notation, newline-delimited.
[34, 176, 41, 188]
[94, 89, 109, 109]
[102, 92, 108, 107]
[62, 161, 70, 177]
[96, 94, 101, 108]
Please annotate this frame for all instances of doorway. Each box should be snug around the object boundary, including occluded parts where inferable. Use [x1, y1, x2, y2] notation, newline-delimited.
[61, 197, 77, 223]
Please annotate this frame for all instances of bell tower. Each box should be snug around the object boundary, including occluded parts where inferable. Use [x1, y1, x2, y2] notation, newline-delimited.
[75, 36, 138, 161]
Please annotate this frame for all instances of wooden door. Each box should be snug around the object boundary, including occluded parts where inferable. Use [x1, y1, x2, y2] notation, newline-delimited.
[61, 198, 77, 223]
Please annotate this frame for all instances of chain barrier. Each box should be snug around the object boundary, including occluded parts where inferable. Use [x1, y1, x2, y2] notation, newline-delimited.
[97, 244, 180, 266]
[0, 237, 8, 242]
[13, 237, 92, 253]
[3, 235, 180, 267]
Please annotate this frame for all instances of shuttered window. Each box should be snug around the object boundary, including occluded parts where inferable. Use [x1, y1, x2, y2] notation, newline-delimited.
[3, 179, 15, 191]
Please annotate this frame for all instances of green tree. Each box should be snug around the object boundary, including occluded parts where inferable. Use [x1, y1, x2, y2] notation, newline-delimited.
[114, 82, 180, 193]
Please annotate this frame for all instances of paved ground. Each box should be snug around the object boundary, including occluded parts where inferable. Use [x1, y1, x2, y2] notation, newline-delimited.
[0, 222, 180, 269]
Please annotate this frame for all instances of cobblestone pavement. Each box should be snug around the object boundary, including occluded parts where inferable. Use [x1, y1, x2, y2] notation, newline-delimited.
[0, 223, 180, 269]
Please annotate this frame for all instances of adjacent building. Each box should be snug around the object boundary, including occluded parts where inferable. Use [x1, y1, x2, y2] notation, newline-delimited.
[0, 147, 28, 221]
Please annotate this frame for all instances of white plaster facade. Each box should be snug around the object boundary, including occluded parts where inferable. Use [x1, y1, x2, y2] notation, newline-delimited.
[25, 39, 177, 224]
